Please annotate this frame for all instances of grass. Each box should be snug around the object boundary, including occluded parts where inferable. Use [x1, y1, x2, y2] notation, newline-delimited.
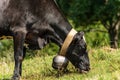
[0, 47, 120, 80]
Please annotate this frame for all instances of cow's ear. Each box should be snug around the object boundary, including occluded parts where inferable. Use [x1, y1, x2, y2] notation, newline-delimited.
[75, 31, 84, 39]
[78, 31, 86, 42]
[72, 31, 85, 43]
[77, 31, 84, 37]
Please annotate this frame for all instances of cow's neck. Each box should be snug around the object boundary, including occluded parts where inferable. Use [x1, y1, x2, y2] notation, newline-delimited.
[51, 22, 72, 41]
[48, 18, 73, 49]
[40, 0, 72, 42]
[50, 20, 77, 56]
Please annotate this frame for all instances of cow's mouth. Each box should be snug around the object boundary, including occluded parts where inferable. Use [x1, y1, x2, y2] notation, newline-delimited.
[76, 67, 90, 73]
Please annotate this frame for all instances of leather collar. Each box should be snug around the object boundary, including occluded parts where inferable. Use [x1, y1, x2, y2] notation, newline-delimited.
[59, 29, 77, 56]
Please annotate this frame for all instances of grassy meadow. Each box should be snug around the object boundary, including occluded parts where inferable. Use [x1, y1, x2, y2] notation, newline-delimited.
[0, 46, 120, 80]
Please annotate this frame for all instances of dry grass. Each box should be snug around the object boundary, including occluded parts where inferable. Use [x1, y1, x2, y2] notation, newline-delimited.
[0, 47, 120, 80]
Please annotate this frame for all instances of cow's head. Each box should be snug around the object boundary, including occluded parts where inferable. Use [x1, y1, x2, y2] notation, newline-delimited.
[66, 31, 90, 73]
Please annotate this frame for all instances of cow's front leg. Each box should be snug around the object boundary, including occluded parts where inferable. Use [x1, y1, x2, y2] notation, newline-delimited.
[12, 31, 26, 80]
[19, 47, 26, 76]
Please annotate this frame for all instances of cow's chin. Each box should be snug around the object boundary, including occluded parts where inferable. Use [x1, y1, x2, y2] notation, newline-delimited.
[75, 65, 90, 73]
[76, 68, 89, 74]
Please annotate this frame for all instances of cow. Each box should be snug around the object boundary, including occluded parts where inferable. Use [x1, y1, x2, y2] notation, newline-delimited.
[0, 0, 90, 80]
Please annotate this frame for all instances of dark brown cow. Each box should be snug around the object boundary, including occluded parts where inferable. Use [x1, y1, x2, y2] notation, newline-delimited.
[0, 0, 90, 80]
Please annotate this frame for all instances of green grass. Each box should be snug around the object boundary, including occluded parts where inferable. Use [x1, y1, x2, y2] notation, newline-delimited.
[0, 47, 120, 80]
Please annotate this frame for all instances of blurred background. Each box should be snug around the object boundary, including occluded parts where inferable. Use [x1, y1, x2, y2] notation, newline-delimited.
[1, 0, 120, 56]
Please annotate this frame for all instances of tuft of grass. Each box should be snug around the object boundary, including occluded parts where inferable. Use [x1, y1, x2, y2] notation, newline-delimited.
[0, 47, 120, 80]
